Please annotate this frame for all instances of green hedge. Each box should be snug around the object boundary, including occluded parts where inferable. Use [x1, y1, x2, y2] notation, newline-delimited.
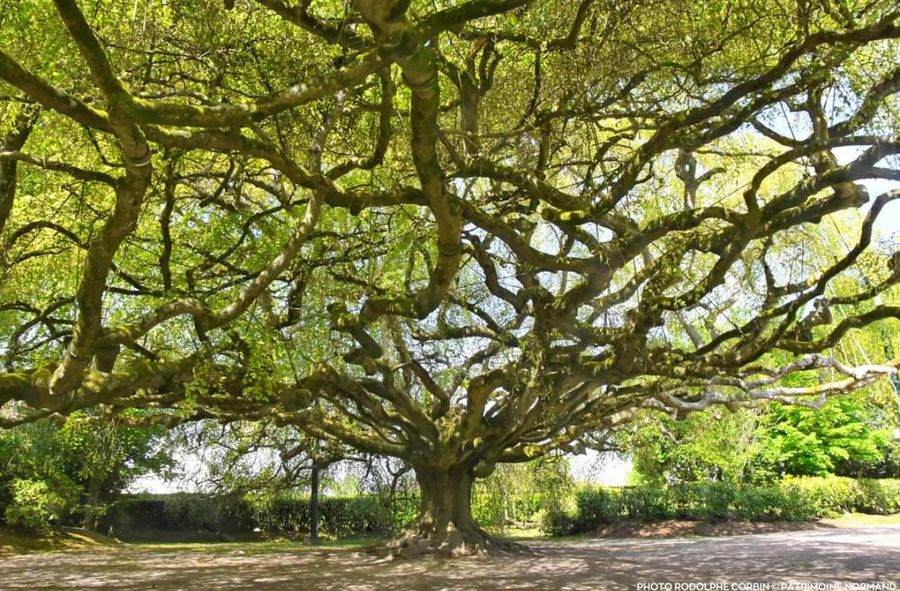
[107, 488, 542, 538]
[250, 495, 419, 536]
[105, 477, 900, 539]
[564, 477, 900, 535]
[105, 493, 420, 539]
[782, 477, 900, 516]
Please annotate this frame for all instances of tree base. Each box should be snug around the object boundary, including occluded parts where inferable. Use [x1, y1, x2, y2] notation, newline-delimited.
[373, 524, 531, 559]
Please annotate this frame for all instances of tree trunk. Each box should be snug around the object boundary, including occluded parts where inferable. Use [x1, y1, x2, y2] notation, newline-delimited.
[386, 463, 521, 558]
[309, 462, 320, 543]
[82, 477, 102, 530]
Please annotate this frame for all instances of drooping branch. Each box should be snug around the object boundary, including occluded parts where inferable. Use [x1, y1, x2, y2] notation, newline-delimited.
[0, 1, 897, 519]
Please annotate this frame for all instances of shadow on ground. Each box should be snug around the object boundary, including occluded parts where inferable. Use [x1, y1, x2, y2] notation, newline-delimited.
[0, 526, 897, 590]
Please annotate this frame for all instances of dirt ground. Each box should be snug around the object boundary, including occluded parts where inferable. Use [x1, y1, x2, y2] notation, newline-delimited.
[591, 519, 828, 538]
[1, 525, 897, 591]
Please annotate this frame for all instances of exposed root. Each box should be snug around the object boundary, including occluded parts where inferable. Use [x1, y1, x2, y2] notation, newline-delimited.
[370, 524, 533, 560]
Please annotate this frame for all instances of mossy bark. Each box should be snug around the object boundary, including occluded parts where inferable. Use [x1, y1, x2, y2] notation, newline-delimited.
[385, 463, 522, 558]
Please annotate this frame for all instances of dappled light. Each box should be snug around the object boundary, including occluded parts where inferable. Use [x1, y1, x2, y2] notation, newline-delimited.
[1, 0, 899, 573]
[2, 528, 898, 590]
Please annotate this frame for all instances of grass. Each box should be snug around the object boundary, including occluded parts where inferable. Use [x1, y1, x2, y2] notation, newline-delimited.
[132, 534, 388, 554]
[1, 524, 388, 556]
[0, 525, 119, 554]
[823, 512, 900, 527]
[484, 526, 545, 539]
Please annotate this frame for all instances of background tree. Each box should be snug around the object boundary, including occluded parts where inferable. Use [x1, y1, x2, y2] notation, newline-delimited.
[1, 0, 899, 555]
[171, 419, 359, 540]
[0, 412, 171, 531]
[626, 392, 899, 486]
[625, 216, 900, 486]
[626, 407, 761, 485]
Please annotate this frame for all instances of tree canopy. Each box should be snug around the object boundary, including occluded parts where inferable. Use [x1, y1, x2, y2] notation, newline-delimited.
[1, 0, 899, 554]
[626, 392, 900, 485]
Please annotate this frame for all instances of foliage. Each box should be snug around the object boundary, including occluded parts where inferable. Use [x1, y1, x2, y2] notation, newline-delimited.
[2, 0, 900, 550]
[628, 408, 760, 485]
[571, 487, 625, 531]
[161, 493, 226, 533]
[0, 412, 172, 531]
[3, 478, 73, 532]
[558, 477, 900, 535]
[251, 495, 399, 537]
[110, 456, 575, 537]
[109, 492, 416, 539]
[472, 455, 572, 529]
[754, 398, 895, 478]
[627, 390, 899, 485]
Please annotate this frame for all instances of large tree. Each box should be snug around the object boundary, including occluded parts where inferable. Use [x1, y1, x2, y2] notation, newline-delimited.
[1, 0, 899, 554]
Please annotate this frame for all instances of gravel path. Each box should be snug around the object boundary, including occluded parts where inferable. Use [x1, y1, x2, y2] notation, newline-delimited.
[1, 526, 897, 591]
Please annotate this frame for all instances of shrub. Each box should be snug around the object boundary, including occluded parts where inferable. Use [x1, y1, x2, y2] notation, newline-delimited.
[685, 482, 735, 521]
[162, 493, 225, 531]
[317, 496, 391, 536]
[102, 476, 900, 540]
[775, 484, 819, 521]
[539, 507, 576, 537]
[732, 485, 790, 521]
[782, 476, 861, 517]
[109, 493, 412, 538]
[387, 495, 419, 530]
[4, 479, 72, 532]
[567, 477, 900, 533]
[573, 487, 623, 528]
[621, 487, 670, 520]
[855, 479, 900, 514]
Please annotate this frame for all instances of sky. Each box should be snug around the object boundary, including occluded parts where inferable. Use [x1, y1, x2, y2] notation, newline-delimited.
[127, 449, 633, 494]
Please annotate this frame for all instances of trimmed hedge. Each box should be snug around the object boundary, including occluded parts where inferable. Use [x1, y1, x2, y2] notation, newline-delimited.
[104, 494, 243, 535]
[250, 495, 419, 536]
[565, 477, 900, 534]
[105, 477, 900, 539]
[106, 488, 541, 539]
[105, 493, 420, 539]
